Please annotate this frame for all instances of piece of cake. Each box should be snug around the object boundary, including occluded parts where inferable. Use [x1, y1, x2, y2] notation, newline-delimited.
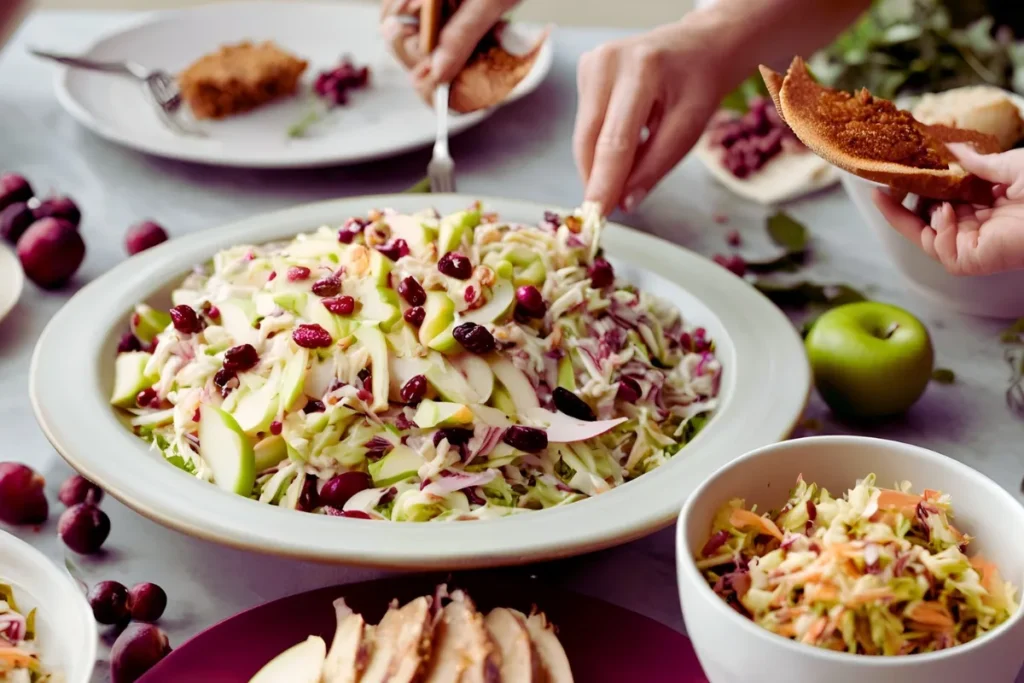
[178, 41, 308, 120]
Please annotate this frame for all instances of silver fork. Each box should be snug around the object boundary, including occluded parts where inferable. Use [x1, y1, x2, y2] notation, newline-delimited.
[28, 48, 206, 138]
[427, 83, 455, 193]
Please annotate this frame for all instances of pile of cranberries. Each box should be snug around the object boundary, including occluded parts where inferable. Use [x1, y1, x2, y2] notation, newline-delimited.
[313, 57, 370, 107]
[706, 98, 804, 179]
[0, 464, 172, 681]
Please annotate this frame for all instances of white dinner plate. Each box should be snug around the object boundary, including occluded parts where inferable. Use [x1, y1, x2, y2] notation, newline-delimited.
[48, 1, 553, 168]
[0, 530, 96, 683]
[30, 195, 810, 569]
[0, 243, 24, 324]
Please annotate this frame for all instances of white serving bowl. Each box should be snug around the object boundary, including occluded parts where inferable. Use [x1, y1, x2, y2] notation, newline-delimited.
[0, 530, 96, 683]
[841, 172, 1024, 319]
[676, 436, 1024, 683]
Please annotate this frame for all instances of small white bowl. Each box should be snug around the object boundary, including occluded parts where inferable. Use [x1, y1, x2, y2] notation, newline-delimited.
[676, 436, 1024, 683]
[0, 530, 96, 683]
[841, 172, 1024, 319]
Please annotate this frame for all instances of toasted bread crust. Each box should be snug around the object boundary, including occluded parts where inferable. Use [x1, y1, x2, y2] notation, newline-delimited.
[760, 57, 999, 203]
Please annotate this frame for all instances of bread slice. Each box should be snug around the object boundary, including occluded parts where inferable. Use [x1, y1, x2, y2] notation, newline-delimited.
[760, 57, 1000, 203]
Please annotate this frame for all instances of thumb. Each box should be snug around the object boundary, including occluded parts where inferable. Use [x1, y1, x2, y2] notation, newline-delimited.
[430, 0, 515, 84]
[947, 143, 1024, 190]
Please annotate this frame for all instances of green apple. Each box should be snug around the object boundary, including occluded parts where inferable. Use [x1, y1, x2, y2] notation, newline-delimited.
[355, 282, 402, 332]
[437, 209, 480, 254]
[354, 324, 390, 412]
[218, 299, 260, 345]
[279, 347, 309, 413]
[128, 408, 175, 428]
[557, 354, 576, 390]
[199, 404, 256, 495]
[412, 399, 473, 429]
[130, 304, 171, 345]
[368, 249, 392, 287]
[386, 323, 421, 358]
[426, 323, 460, 354]
[387, 214, 436, 258]
[514, 260, 547, 287]
[460, 278, 515, 326]
[302, 295, 341, 339]
[231, 365, 282, 434]
[389, 356, 432, 401]
[253, 435, 288, 471]
[490, 357, 540, 415]
[273, 291, 307, 315]
[170, 288, 199, 308]
[110, 351, 158, 407]
[452, 353, 494, 403]
[368, 444, 425, 487]
[489, 385, 518, 418]
[248, 635, 326, 683]
[419, 291, 456, 347]
[424, 353, 480, 404]
[805, 302, 934, 418]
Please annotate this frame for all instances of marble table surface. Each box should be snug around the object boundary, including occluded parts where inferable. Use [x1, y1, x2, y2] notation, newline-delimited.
[1, 10, 1023, 682]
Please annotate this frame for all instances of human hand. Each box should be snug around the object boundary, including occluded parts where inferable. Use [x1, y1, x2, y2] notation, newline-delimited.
[872, 144, 1024, 276]
[573, 21, 728, 215]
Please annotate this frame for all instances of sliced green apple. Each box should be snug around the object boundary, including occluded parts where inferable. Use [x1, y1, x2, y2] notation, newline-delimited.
[128, 408, 175, 428]
[130, 304, 171, 344]
[426, 323, 460, 354]
[354, 324, 390, 412]
[273, 291, 308, 315]
[412, 400, 473, 429]
[452, 353, 494, 403]
[303, 296, 341, 339]
[386, 323, 421, 358]
[110, 351, 157, 408]
[198, 404, 256, 496]
[170, 288, 199, 308]
[355, 282, 402, 332]
[387, 213, 436, 258]
[253, 435, 288, 472]
[368, 249, 392, 287]
[279, 347, 309, 413]
[489, 385, 517, 418]
[389, 357, 431, 401]
[219, 299, 260, 345]
[490, 357, 540, 415]
[422, 352, 480, 404]
[231, 365, 282, 435]
[437, 209, 480, 254]
[557, 354, 576, 391]
[514, 260, 547, 287]
[248, 635, 326, 683]
[368, 444, 424, 487]
[470, 403, 512, 427]
[418, 291, 455, 347]
[459, 278, 515, 326]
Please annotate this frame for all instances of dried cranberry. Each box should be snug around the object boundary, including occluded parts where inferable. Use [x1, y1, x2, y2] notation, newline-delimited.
[223, 344, 259, 373]
[617, 377, 642, 403]
[726, 230, 742, 247]
[357, 368, 371, 383]
[116, 332, 141, 353]
[269, 421, 282, 436]
[169, 305, 201, 334]
[206, 305, 220, 320]
[287, 266, 311, 281]
[437, 251, 472, 279]
[213, 367, 235, 389]
[397, 277, 426, 306]
[453, 322, 495, 354]
[323, 296, 355, 316]
[340, 510, 371, 519]
[400, 375, 427, 404]
[292, 323, 333, 348]
[588, 258, 614, 288]
[543, 210, 561, 225]
[515, 285, 546, 319]
[303, 399, 326, 414]
[502, 426, 548, 453]
[701, 529, 730, 557]
[319, 472, 372, 508]
[136, 388, 158, 408]
[552, 387, 595, 421]
[464, 286, 476, 304]
[712, 254, 746, 277]
[268, 271, 277, 281]
[376, 238, 409, 261]
[404, 306, 425, 327]
[433, 428, 473, 447]
[311, 275, 342, 297]
[337, 220, 364, 243]
[125, 220, 168, 256]
[296, 474, 319, 512]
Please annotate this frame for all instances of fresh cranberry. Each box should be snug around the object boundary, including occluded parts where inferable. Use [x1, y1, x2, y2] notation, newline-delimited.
[552, 387, 595, 421]
[311, 275, 341, 297]
[453, 322, 495, 354]
[268, 271, 277, 281]
[110, 623, 171, 683]
[287, 266, 311, 281]
[433, 428, 473, 447]
[0, 173, 33, 212]
[292, 323, 333, 348]
[712, 254, 746, 277]
[303, 399, 326, 414]
[404, 306, 425, 326]
[437, 251, 471, 279]
[376, 238, 409, 261]
[223, 344, 259, 373]
[116, 332, 141, 354]
[125, 220, 168, 256]
[0, 202, 34, 244]
[701, 529, 730, 557]
[128, 583, 167, 622]
[323, 296, 355, 316]
[169, 305, 201, 334]
[136, 388, 158, 408]
[543, 210, 561, 225]
[464, 286, 476, 303]
[588, 258, 614, 288]
[515, 285, 546, 319]
[206, 306, 220, 320]
[319, 472, 372, 508]
[617, 377, 642, 403]
[88, 581, 130, 625]
[34, 196, 81, 228]
[0, 463, 48, 525]
[16, 218, 85, 289]
[296, 474, 319, 512]
[58, 503, 110, 554]
[679, 332, 693, 352]
[59, 475, 103, 507]
[502, 426, 548, 453]
[400, 375, 427, 404]
[397, 277, 426, 306]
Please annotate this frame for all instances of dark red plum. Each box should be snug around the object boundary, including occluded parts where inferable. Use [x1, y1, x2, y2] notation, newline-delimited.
[128, 583, 167, 622]
[33, 195, 81, 228]
[58, 474, 104, 507]
[0, 173, 33, 212]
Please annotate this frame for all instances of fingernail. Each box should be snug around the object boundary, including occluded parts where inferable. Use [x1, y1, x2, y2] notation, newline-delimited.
[622, 189, 646, 213]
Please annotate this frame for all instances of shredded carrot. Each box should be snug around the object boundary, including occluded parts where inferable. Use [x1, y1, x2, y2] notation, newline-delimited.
[922, 489, 943, 502]
[775, 622, 797, 637]
[729, 508, 784, 541]
[876, 489, 922, 518]
[801, 616, 828, 643]
[807, 582, 838, 602]
[970, 554, 1003, 596]
[844, 587, 893, 606]
[907, 602, 954, 628]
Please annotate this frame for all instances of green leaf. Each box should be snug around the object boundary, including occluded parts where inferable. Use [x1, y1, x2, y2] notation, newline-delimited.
[286, 102, 324, 138]
[720, 72, 771, 113]
[931, 368, 956, 384]
[754, 280, 866, 309]
[766, 211, 809, 253]
[403, 176, 432, 194]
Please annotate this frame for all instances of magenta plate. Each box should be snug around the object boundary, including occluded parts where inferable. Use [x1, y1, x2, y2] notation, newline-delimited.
[140, 571, 707, 682]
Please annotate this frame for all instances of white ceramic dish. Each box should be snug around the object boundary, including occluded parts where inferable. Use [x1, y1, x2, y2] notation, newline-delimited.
[47, 1, 553, 169]
[677, 436, 1024, 683]
[0, 243, 24, 324]
[30, 194, 809, 568]
[0, 530, 96, 683]
[840, 91, 1024, 319]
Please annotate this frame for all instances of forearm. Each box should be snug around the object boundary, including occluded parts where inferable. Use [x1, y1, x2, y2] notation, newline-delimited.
[680, 0, 871, 98]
